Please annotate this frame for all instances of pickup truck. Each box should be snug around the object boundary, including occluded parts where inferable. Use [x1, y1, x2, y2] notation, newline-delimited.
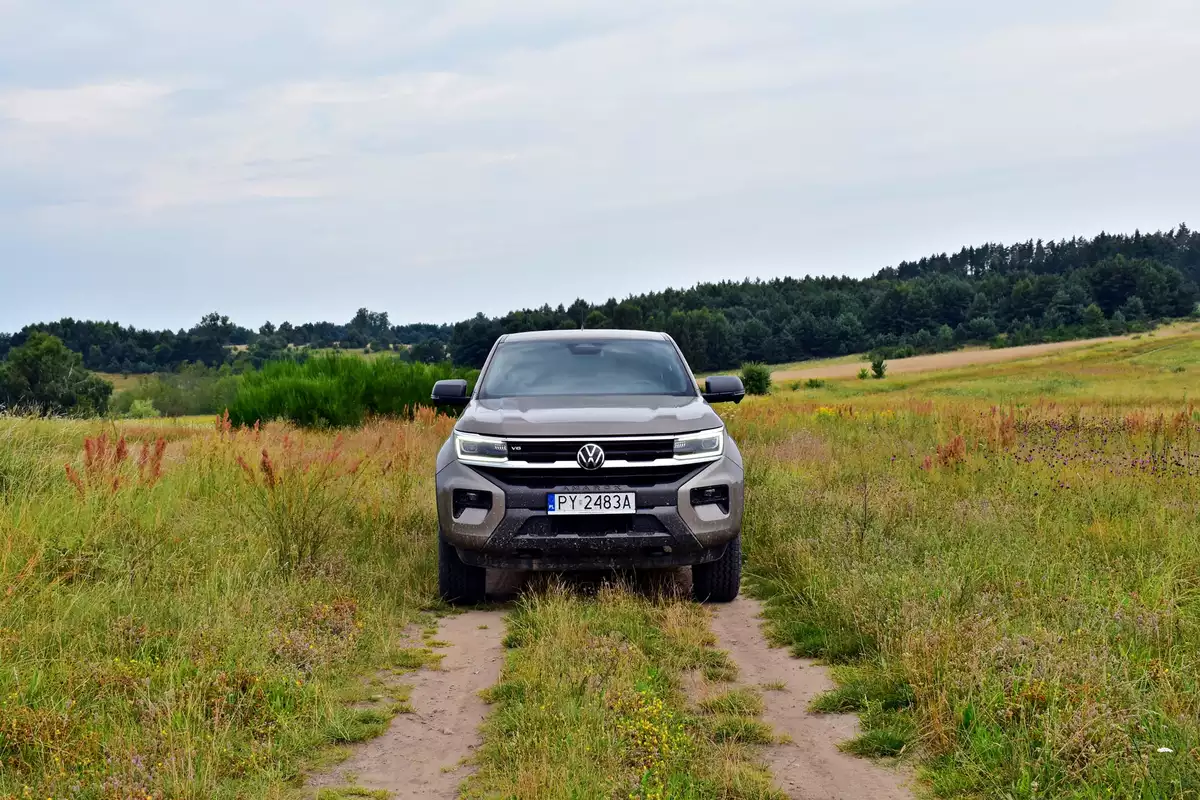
[431, 329, 745, 604]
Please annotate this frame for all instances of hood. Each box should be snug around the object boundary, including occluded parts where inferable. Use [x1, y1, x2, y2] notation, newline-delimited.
[455, 394, 723, 438]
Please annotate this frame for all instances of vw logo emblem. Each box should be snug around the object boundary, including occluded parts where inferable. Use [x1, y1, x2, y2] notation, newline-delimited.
[576, 443, 605, 470]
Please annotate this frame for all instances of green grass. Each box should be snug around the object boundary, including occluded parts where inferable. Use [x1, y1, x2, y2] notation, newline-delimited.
[0, 413, 454, 799]
[698, 687, 766, 717]
[95, 372, 142, 392]
[466, 584, 783, 800]
[728, 328, 1200, 797]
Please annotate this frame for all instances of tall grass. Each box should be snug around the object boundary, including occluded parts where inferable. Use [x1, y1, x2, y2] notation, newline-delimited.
[228, 355, 474, 428]
[0, 410, 453, 799]
[729, 329, 1200, 798]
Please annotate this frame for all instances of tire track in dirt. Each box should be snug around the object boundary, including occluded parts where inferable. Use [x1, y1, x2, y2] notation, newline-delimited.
[709, 597, 911, 800]
[308, 608, 506, 798]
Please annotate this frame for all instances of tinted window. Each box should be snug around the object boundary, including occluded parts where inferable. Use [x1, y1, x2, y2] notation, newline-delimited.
[478, 339, 696, 398]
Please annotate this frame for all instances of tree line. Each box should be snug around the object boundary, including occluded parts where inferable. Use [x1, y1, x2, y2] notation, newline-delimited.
[2, 225, 1197, 375]
[449, 226, 1199, 369]
[0, 310, 452, 375]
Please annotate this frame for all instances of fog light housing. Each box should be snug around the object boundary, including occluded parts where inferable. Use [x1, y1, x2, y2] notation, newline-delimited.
[453, 489, 493, 519]
[689, 485, 729, 514]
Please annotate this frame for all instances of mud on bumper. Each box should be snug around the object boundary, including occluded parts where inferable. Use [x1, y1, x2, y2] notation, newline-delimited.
[435, 456, 743, 571]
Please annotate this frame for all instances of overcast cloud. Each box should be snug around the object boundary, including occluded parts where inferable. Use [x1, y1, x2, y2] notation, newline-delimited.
[1, 0, 1198, 331]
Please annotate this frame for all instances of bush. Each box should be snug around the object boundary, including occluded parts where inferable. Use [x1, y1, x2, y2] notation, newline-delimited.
[804, 378, 826, 389]
[127, 398, 161, 419]
[237, 440, 364, 571]
[740, 363, 772, 396]
[228, 355, 475, 428]
[871, 356, 887, 380]
[858, 368, 870, 380]
[869, 344, 914, 361]
[111, 364, 240, 417]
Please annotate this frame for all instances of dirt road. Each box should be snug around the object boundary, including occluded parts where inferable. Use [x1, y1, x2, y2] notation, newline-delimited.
[772, 333, 1137, 381]
[709, 597, 911, 800]
[307, 608, 506, 799]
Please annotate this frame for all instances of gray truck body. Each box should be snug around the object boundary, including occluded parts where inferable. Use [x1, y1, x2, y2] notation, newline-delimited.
[433, 329, 745, 602]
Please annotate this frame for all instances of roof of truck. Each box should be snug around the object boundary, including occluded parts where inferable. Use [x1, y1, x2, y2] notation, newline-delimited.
[499, 328, 669, 343]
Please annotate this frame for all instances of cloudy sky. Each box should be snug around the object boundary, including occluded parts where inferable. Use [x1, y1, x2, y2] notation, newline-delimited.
[1, 1, 1198, 332]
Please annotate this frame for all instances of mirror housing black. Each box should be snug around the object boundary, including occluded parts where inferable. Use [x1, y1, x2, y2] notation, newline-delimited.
[431, 379, 470, 407]
[702, 375, 745, 404]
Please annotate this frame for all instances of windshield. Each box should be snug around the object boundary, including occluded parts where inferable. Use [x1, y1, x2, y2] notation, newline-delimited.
[477, 338, 697, 398]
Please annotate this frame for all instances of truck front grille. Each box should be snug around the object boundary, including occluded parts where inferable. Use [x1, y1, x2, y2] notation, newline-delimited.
[507, 438, 674, 464]
[475, 465, 699, 490]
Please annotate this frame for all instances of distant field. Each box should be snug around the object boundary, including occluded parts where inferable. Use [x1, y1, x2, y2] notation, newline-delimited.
[771, 324, 1197, 382]
[95, 372, 142, 391]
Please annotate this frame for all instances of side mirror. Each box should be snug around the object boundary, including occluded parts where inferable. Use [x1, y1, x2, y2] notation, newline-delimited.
[702, 375, 745, 404]
[431, 379, 470, 407]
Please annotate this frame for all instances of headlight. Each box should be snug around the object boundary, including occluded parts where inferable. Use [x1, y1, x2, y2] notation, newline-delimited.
[673, 428, 724, 461]
[455, 432, 508, 464]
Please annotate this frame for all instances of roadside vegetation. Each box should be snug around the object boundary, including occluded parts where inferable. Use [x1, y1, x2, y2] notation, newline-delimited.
[731, 327, 1200, 797]
[467, 584, 782, 800]
[0, 411, 453, 799]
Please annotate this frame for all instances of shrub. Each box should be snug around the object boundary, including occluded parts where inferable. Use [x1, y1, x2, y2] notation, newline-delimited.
[871, 356, 887, 380]
[112, 364, 240, 417]
[237, 438, 364, 571]
[804, 378, 826, 389]
[127, 399, 161, 419]
[858, 368, 870, 380]
[740, 363, 772, 396]
[228, 355, 474, 428]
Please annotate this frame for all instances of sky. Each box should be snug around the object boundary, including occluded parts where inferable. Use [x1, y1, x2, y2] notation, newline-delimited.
[1, 0, 1199, 333]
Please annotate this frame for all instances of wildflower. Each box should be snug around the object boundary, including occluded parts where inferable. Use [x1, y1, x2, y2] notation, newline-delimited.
[260, 449, 278, 488]
[64, 463, 85, 498]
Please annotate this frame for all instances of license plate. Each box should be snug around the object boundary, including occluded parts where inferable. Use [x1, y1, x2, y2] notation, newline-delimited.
[547, 492, 636, 515]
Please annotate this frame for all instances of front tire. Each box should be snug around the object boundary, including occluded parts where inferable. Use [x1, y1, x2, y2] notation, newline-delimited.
[438, 531, 486, 606]
[692, 534, 741, 603]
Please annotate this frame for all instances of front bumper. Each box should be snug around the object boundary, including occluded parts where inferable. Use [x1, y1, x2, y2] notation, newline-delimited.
[435, 454, 744, 571]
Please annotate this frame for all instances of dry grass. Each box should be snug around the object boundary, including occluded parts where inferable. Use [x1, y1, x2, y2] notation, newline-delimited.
[0, 409, 454, 799]
[467, 584, 783, 800]
[731, 329, 1200, 797]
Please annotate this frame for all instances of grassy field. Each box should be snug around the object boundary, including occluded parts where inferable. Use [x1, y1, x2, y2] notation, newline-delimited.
[2, 328, 1199, 798]
[731, 327, 1200, 797]
[0, 411, 452, 799]
[765, 322, 1196, 383]
[95, 373, 143, 393]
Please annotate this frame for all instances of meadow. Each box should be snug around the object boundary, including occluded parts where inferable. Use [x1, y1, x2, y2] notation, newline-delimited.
[0, 412, 452, 799]
[0, 326, 1197, 798]
[732, 327, 1200, 797]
